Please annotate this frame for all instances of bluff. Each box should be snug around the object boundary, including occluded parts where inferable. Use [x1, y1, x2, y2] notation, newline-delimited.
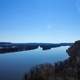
[24, 40, 80, 80]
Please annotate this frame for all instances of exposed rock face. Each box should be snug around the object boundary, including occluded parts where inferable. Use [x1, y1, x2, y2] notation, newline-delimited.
[66, 40, 80, 57]
[24, 40, 80, 80]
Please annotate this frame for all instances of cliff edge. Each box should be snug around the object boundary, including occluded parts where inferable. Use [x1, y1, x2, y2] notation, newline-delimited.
[24, 40, 80, 80]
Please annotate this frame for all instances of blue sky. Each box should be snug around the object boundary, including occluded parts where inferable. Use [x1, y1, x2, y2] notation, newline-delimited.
[0, 0, 80, 43]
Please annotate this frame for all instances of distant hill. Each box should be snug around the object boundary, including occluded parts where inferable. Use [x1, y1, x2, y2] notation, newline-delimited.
[0, 42, 73, 53]
[0, 42, 12, 44]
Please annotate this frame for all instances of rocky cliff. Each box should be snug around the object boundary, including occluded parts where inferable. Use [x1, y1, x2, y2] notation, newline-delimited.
[24, 40, 80, 80]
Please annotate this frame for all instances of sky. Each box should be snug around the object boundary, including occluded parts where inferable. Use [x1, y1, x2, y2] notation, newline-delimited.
[0, 0, 80, 43]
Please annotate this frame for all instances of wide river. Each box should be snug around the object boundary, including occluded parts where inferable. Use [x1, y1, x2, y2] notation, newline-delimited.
[0, 46, 69, 80]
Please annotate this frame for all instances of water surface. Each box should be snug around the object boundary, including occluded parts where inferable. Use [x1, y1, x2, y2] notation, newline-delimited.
[0, 47, 69, 80]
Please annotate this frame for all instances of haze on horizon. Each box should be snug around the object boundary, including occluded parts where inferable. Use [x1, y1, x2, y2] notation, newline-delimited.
[0, 0, 80, 43]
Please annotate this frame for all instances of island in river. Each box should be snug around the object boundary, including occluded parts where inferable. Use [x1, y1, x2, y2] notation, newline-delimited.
[0, 42, 73, 53]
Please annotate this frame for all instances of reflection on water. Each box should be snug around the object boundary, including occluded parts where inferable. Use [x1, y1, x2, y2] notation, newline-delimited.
[0, 47, 69, 80]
